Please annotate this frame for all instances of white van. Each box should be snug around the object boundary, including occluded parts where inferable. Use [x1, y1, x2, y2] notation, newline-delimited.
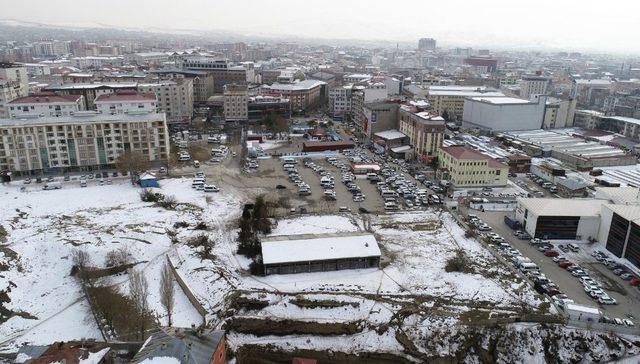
[282, 157, 296, 165]
[193, 160, 200, 168]
[384, 202, 398, 211]
[42, 182, 62, 190]
[178, 154, 191, 161]
[381, 190, 397, 198]
[366, 173, 378, 180]
[191, 178, 205, 188]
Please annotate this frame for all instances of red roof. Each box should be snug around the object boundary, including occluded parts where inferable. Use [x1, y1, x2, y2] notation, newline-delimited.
[95, 90, 156, 102]
[440, 146, 507, 168]
[9, 92, 81, 104]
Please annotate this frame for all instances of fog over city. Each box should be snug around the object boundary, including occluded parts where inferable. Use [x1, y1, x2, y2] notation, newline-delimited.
[6, 0, 640, 53]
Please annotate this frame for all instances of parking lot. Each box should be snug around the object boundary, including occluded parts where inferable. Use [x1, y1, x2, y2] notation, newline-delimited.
[470, 207, 640, 322]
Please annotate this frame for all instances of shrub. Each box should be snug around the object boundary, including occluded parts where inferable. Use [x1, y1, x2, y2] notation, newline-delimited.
[464, 229, 477, 239]
[0, 225, 7, 239]
[105, 247, 133, 267]
[445, 249, 474, 273]
[249, 258, 264, 276]
[173, 221, 189, 229]
[156, 195, 177, 210]
[139, 188, 161, 202]
[194, 221, 208, 230]
[188, 234, 210, 248]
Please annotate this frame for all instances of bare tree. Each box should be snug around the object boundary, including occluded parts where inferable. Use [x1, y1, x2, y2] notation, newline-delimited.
[72, 248, 92, 271]
[129, 268, 150, 339]
[116, 150, 150, 185]
[159, 261, 175, 326]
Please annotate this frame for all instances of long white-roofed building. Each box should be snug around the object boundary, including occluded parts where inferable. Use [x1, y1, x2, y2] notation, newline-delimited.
[261, 233, 381, 275]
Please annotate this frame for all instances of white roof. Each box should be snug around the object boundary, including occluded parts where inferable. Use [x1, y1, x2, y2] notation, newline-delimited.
[564, 303, 600, 315]
[261, 234, 381, 265]
[139, 172, 157, 180]
[470, 96, 533, 104]
[264, 80, 326, 91]
[391, 145, 412, 153]
[374, 129, 406, 140]
[517, 198, 605, 217]
[428, 90, 505, 97]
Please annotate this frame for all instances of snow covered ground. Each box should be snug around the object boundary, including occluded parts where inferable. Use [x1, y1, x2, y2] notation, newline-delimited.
[2, 176, 638, 361]
[0, 178, 233, 348]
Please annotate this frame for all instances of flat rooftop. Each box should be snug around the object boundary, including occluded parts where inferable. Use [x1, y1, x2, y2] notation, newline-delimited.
[470, 96, 533, 104]
[261, 233, 381, 265]
[0, 112, 165, 127]
[428, 90, 505, 97]
[517, 198, 605, 217]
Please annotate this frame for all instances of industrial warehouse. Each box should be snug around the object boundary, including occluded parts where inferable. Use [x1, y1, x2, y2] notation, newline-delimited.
[260, 233, 382, 275]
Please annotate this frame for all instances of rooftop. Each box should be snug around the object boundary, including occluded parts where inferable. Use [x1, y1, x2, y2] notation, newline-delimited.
[261, 233, 381, 265]
[45, 82, 137, 90]
[264, 79, 327, 91]
[95, 90, 156, 102]
[428, 90, 505, 97]
[516, 198, 605, 217]
[8, 93, 81, 104]
[469, 96, 533, 105]
[373, 129, 407, 140]
[0, 112, 165, 127]
[440, 146, 507, 168]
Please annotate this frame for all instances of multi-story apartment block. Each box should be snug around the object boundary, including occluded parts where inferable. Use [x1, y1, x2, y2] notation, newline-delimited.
[45, 83, 138, 110]
[248, 96, 291, 121]
[437, 146, 509, 187]
[520, 75, 551, 100]
[138, 80, 194, 125]
[152, 69, 214, 105]
[426, 86, 504, 121]
[95, 90, 157, 115]
[0, 63, 29, 118]
[261, 80, 326, 113]
[223, 84, 248, 122]
[573, 109, 604, 129]
[7, 93, 84, 118]
[179, 57, 247, 93]
[398, 106, 445, 159]
[328, 85, 354, 119]
[0, 112, 169, 174]
[418, 38, 436, 51]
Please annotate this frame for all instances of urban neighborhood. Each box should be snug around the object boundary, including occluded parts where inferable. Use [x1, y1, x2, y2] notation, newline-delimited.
[1, 1, 640, 363]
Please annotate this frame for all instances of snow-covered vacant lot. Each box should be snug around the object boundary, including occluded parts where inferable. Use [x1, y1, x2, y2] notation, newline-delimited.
[1, 178, 639, 362]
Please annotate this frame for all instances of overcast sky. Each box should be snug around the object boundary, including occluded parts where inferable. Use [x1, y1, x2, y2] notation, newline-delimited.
[5, 0, 640, 54]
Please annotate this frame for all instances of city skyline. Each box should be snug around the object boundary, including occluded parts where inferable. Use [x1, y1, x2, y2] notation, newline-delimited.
[5, 0, 640, 54]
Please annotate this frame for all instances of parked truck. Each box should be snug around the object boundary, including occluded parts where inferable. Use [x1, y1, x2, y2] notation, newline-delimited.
[504, 215, 521, 230]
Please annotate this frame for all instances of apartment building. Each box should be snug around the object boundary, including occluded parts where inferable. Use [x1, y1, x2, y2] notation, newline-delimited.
[95, 90, 157, 115]
[223, 84, 248, 122]
[45, 83, 138, 110]
[426, 86, 504, 121]
[520, 75, 551, 100]
[261, 80, 326, 113]
[7, 93, 84, 118]
[0, 112, 169, 174]
[437, 146, 509, 187]
[398, 106, 445, 159]
[179, 57, 248, 93]
[0, 63, 29, 118]
[328, 85, 354, 119]
[138, 80, 194, 125]
[152, 69, 214, 104]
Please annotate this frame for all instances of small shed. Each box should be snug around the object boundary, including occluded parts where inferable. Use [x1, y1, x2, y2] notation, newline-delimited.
[563, 303, 601, 322]
[138, 172, 158, 188]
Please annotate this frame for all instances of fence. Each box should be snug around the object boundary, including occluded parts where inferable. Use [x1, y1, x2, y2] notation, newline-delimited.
[165, 256, 207, 325]
[469, 202, 517, 211]
[566, 319, 640, 336]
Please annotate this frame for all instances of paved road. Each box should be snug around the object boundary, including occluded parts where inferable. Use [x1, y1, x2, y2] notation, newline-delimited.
[471, 208, 640, 321]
